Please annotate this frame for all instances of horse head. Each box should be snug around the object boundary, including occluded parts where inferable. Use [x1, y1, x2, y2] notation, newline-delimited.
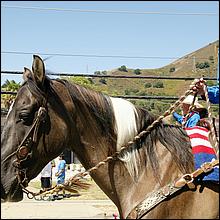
[1, 55, 72, 202]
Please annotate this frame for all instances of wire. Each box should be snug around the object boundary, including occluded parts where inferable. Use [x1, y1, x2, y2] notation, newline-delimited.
[1, 5, 218, 16]
[1, 51, 211, 60]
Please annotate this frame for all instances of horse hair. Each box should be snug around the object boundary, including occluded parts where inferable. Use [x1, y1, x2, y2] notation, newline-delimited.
[25, 77, 194, 183]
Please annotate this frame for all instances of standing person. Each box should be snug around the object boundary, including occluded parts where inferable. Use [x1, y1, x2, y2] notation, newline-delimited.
[54, 153, 67, 198]
[50, 159, 56, 187]
[40, 161, 52, 192]
[55, 153, 66, 185]
[172, 94, 206, 128]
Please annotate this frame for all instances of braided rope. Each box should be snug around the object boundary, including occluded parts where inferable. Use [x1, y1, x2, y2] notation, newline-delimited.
[24, 79, 217, 199]
[64, 80, 197, 183]
[181, 92, 198, 127]
[203, 84, 219, 159]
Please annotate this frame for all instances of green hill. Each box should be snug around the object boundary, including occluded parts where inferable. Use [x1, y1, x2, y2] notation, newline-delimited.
[67, 40, 219, 116]
[93, 40, 218, 97]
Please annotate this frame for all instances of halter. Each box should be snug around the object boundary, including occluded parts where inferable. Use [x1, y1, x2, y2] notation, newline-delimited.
[2, 80, 48, 197]
[12, 106, 47, 188]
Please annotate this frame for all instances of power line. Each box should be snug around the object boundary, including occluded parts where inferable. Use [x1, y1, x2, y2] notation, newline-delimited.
[1, 51, 211, 60]
[0, 91, 205, 101]
[1, 5, 218, 16]
[1, 71, 217, 81]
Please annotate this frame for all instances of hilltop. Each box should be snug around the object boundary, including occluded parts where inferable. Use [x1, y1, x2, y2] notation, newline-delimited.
[87, 40, 219, 115]
[109, 40, 219, 78]
[91, 40, 219, 97]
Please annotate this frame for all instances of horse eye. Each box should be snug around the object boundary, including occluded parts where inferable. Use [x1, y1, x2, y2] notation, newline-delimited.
[19, 112, 30, 121]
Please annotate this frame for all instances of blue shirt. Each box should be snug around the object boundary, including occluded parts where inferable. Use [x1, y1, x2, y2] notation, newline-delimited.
[57, 159, 66, 184]
[173, 111, 201, 128]
[207, 85, 219, 104]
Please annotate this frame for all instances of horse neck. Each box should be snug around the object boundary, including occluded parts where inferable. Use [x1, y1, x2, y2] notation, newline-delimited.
[110, 141, 186, 218]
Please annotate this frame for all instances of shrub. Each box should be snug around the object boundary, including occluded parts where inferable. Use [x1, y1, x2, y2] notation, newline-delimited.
[206, 80, 215, 86]
[94, 71, 101, 75]
[153, 81, 164, 88]
[124, 88, 139, 95]
[209, 56, 214, 61]
[169, 67, 175, 73]
[203, 61, 210, 68]
[134, 69, 141, 75]
[196, 62, 210, 69]
[138, 91, 148, 96]
[124, 89, 130, 95]
[195, 62, 200, 68]
[118, 65, 127, 72]
[99, 79, 107, 84]
[144, 82, 152, 88]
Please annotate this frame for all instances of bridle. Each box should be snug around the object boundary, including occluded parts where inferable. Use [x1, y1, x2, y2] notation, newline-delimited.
[13, 106, 47, 188]
[2, 80, 48, 196]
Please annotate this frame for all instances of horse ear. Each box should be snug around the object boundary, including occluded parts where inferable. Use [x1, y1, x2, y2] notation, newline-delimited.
[32, 55, 46, 88]
[23, 67, 32, 81]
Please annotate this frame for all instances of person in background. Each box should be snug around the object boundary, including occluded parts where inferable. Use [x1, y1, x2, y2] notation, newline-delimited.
[50, 159, 56, 187]
[172, 94, 206, 128]
[54, 153, 67, 198]
[55, 153, 66, 185]
[192, 78, 219, 104]
[40, 161, 52, 192]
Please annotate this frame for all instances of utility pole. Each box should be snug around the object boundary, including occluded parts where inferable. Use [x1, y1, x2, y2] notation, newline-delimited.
[216, 45, 219, 84]
[192, 56, 196, 73]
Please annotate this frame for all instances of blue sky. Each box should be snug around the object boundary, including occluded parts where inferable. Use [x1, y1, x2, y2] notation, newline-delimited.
[1, 1, 219, 85]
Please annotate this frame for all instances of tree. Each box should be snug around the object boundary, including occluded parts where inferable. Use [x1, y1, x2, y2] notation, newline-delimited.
[1, 79, 21, 91]
[203, 61, 210, 68]
[1, 80, 21, 110]
[99, 78, 107, 84]
[94, 71, 101, 75]
[118, 65, 127, 72]
[195, 61, 210, 69]
[153, 81, 164, 88]
[169, 67, 175, 73]
[134, 69, 141, 75]
[144, 82, 152, 88]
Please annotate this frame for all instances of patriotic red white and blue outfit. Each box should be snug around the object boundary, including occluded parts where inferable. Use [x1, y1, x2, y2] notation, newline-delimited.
[185, 126, 219, 182]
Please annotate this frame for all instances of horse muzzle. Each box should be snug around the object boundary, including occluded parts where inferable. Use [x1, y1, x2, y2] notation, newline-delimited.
[1, 180, 23, 202]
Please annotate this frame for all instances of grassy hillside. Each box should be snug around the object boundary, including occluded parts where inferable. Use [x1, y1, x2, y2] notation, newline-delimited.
[67, 40, 219, 116]
[95, 40, 219, 96]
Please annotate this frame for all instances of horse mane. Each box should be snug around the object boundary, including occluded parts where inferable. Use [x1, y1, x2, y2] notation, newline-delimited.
[56, 79, 193, 182]
[23, 77, 194, 183]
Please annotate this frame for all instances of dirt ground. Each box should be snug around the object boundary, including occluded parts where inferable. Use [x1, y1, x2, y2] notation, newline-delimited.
[1, 196, 118, 219]
[1, 184, 118, 219]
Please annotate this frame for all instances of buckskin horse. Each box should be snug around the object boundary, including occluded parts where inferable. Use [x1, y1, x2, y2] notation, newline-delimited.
[1, 55, 219, 219]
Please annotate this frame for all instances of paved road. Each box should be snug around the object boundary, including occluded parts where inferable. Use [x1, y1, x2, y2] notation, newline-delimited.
[1, 194, 118, 219]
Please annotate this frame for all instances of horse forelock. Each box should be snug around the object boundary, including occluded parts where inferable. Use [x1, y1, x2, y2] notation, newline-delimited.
[18, 78, 48, 105]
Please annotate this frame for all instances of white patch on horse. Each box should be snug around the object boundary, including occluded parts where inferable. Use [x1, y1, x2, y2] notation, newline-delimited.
[110, 97, 141, 180]
[6, 100, 15, 118]
[110, 97, 138, 151]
